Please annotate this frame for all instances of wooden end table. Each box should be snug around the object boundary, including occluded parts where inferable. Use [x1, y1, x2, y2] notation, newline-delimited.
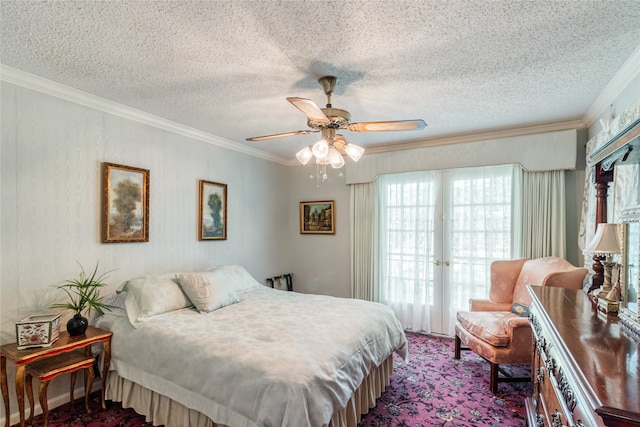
[0, 326, 112, 427]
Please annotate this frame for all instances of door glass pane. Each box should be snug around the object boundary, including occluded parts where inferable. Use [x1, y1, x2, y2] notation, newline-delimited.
[448, 166, 513, 321]
[377, 172, 437, 332]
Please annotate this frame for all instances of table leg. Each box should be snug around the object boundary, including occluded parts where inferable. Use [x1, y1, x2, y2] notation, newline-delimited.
[1, 356, 8, 427]
[15, 364, 25, 427]
[38, 380, 50, 427]
[84, 366, 94, 414]
[70, 371, 77, 405]
[101, 340, 111, 410]
[25, 373, 34, 424]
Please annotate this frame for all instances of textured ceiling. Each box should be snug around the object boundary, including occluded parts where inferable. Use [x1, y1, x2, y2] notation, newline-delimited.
[1, 1, 640, 162]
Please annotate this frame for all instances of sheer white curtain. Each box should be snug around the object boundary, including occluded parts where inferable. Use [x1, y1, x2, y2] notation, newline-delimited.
[376, 171, 437, 333]
[513, 168, 566, 258]
[350, 182, 376, 301]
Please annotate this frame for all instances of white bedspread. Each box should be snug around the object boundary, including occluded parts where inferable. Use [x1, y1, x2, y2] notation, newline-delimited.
[97, 286, 407, 427]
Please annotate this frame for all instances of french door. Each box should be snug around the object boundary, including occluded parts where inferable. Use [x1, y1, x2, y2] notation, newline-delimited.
[377, 165, 513, 336]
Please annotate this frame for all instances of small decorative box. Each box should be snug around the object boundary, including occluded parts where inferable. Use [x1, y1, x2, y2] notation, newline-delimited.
[597, 297, 620, 315]
[16, 313, 62, 349]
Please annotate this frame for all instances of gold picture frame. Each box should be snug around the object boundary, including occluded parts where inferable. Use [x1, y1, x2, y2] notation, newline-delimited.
[102, 162, 149, 243]
[300, 200, 335, 234]
[199, 180, 227, 240]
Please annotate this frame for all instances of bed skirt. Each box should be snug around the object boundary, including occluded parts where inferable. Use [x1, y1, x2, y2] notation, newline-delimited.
[105, 355, 394, 427]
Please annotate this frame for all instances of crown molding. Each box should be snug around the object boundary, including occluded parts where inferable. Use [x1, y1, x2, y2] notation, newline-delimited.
[364, 119, 585, 155]
[0, 65, 290, 165]
[582, 43, 640, 128]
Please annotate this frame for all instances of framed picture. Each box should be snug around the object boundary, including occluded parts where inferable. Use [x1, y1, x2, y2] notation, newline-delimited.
[278, 274, 293, 291]
[300, 200, 335, 234]
[102, 162, 149, 243]
[266, 274, 293, 291]
[199, 180, 227, 240]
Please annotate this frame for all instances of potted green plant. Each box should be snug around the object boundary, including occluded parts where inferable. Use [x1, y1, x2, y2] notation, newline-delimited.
[51, 262, 112, 336]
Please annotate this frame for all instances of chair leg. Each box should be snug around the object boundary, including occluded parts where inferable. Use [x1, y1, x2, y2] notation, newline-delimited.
[454, 335, 461, 359]
[490, 362, 499, 394]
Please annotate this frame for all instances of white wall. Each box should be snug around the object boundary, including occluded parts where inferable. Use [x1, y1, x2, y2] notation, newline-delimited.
[286, 163, 351, 298]
[0, 81, 292, 423]
[588, 73, 640, 140]
[565, 129, 588, 266]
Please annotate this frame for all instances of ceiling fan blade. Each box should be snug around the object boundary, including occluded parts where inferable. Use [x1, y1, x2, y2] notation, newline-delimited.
[287, 97, 330, 124]
[246, 130, 318, 141]
[348, 119, 427, 133]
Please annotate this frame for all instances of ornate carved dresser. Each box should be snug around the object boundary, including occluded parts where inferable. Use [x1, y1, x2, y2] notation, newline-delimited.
[527, 285, 640, 427]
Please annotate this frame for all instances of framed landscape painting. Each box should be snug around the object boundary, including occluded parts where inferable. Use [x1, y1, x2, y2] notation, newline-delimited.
[300, 200, 335, 234]
[199, 180, 227, 240]
[102, 162, 149, 243]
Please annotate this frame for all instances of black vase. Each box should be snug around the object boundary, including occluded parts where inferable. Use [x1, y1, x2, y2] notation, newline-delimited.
[67, 314, 88, 336]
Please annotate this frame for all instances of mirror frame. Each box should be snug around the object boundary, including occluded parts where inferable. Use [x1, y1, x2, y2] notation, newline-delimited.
[620, 205, 640, 335]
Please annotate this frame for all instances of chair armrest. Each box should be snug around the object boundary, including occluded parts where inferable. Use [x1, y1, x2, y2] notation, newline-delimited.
[469, 299, 513, 312]
[504, 316, 532, 345]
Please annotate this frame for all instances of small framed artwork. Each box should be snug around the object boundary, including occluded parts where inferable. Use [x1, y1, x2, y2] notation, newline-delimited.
[102, 162, 149, 243]
[199, 180, 227, 240]
[300, 200, 335, 234]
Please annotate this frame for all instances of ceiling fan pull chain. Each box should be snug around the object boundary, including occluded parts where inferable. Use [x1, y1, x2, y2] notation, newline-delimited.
[316, 163, 328, 187]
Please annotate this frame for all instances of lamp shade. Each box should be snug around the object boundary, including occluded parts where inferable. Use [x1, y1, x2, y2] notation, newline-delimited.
[344, 143, 365, 162]
[296, 146, 313, 165]
[328, 147, 345, 168]
[585, 223, 621, 254]
[312, 139, 329, 159]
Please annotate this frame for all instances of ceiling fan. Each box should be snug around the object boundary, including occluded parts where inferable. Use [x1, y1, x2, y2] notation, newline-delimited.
[246, 76, 427, 167]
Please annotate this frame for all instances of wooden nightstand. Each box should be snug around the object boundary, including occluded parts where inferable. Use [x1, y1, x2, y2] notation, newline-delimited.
[0, 325, 112, 427]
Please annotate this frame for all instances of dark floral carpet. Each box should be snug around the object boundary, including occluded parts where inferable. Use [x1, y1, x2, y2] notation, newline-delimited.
[358, 333, 530, 426]
[19, 333, 530, 427]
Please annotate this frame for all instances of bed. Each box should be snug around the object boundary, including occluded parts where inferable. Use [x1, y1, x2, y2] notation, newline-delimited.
[95, 265, 407, 427]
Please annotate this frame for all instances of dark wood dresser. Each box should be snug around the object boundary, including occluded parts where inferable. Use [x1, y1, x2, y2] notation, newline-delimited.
[527, 285, 640, 427]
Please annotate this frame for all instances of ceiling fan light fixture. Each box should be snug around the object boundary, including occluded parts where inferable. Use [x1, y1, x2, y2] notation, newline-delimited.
[296, 146, 313, 165]
[344, 143, 365, 162]
[315, 156, 330, 165]
[312, 139, 329, 159]
[328, 146, 345, 169]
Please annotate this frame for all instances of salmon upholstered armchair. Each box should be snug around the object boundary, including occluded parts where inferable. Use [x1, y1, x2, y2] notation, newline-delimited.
[454, 257, 588, 393]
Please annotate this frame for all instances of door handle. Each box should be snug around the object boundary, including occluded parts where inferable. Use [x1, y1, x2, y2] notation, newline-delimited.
[445, 260, 451, 266]
[433, 260, 441, 266]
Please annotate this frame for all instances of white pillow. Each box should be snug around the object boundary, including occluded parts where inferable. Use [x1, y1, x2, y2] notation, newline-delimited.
[100, 291, 128, 317]
[122, 275, 192, 328]
[177, 271, 240, 313]
[207, 265, 262, 293]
